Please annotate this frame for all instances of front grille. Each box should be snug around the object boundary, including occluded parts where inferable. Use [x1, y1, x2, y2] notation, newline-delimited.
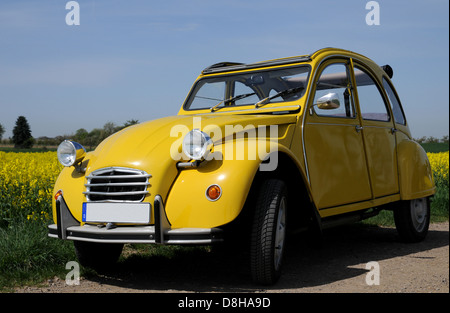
[83, 167, 151, 202]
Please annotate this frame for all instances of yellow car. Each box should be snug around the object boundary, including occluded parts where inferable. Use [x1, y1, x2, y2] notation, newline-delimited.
[48, 48, 435, 285]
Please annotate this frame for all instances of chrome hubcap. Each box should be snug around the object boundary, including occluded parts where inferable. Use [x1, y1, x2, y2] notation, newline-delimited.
[411, 198, 427, 232]
[274, 197, 286, 271]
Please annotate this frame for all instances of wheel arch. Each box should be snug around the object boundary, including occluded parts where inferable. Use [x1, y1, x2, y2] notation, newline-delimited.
[245, 149, 317, 232]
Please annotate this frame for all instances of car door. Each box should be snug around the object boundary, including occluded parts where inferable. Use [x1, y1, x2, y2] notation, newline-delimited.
[352, 63, 399, 198]
[304, 59, 372, 211]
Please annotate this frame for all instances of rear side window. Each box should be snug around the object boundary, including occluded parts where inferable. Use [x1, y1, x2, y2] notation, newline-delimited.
[383, 78, 406, 125]
[354, 66, 390, 122]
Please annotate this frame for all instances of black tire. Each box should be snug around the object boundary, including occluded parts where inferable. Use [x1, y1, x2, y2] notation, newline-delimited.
[394, 197, 430, 243]
[74, 241, 123, 270]
[250, 179, 287, 285]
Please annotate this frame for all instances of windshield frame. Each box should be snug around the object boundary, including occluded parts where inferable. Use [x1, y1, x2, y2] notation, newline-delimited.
[183, 64, 312, 112]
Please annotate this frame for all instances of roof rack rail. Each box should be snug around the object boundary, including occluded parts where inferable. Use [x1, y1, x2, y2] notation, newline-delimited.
[204, 62, 244, 70]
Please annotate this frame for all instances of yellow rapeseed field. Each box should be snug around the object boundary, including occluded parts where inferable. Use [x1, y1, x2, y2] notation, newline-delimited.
[0, 151, 448, 224]
[0, 151, 62, 223]
[427, 152, 449, 186]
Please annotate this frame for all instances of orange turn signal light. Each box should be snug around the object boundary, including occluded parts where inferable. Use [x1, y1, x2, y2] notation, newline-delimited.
[206, 184, 222, 201]
[54, 190, 63, 201]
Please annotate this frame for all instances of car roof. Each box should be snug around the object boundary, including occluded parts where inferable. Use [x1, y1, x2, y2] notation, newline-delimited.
[202, 55, 312, 74]
[201, 48, 393, 79]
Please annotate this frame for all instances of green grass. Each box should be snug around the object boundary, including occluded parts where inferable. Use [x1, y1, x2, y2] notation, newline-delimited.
[0, 146, 57, 153]
[0, 220, 75, 291]
[0, 220, 211, 291]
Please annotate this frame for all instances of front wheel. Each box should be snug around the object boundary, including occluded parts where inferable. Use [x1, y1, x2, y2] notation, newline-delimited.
[394, 197, 430, 242]
[250, 179, 287, 285]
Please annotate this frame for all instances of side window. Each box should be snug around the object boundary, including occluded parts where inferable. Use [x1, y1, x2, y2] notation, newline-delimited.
[354, 67, 390, 122]
[313, 63, 355, 118]
[383, 78, 406, 125]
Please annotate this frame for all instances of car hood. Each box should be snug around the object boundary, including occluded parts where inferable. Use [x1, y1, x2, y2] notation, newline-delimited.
[88, 114, 296, 169]
[84, 114, 297, 199]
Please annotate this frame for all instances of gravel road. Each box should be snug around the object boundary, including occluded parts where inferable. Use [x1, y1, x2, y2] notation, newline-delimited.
[16, 221, 448, 293]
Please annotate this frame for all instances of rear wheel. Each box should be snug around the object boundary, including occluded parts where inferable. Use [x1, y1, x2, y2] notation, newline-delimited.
[394, 197, 430, 242]
[74, 241, 123, 270]
[250, 179, 287, 285]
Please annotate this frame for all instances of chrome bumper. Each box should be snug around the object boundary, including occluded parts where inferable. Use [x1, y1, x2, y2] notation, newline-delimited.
[47, 224, 223, 244]
[48, 194, 223, 245]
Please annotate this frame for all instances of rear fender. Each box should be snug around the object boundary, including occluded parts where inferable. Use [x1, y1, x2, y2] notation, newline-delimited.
[397, 139, 435, 200]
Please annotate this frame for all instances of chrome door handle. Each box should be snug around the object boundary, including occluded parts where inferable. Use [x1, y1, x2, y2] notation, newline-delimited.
[355, 125, 363, 133]
[391, 128, 398, 134]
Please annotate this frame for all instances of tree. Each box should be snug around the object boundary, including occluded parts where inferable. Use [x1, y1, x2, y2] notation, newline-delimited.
[73, 128, 88, 143]
[85, 128, 103, 150]
[12, 116, 34, 149]
[103, 122, 117, 137]
[123, 119, 139, 127]
[115, 119, 139, 132]
[0, 123, 4, 141]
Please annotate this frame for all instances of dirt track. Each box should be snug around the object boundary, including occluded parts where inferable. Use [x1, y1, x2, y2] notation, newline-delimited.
[16, 222, 448, 293]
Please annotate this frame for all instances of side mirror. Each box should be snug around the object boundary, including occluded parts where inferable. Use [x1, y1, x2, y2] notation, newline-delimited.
[315, 92, 340, 110]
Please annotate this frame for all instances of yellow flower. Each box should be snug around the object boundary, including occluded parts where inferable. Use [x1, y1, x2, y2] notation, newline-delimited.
[427, 152, 449, 187]
[0, 151, 63, 223]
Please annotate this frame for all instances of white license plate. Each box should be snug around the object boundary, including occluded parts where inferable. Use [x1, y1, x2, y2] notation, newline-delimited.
[82, 202, 151, 224]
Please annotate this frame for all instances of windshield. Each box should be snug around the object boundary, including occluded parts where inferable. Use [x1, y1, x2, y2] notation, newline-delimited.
[184, 66, 310, 111]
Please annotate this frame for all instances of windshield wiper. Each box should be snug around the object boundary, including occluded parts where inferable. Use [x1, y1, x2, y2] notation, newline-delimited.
[254, 87, 303, 108]
[210, 92, 256, 112]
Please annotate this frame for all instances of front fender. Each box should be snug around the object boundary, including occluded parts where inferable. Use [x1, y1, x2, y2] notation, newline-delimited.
[165, 138, 289, 228]
[397, 139, 435, 200]
[52, 161, 88, 224]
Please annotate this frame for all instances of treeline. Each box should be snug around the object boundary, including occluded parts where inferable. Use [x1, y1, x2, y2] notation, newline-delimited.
[55, 119, 140, 150]
[37, 119, 140, 150]
[415, 135, 449, 144]
[0, 118, 139, 150]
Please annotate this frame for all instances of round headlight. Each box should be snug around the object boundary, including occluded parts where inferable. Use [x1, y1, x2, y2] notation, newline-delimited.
[57, 140, 86, 167]
[182, 129, 213, 161]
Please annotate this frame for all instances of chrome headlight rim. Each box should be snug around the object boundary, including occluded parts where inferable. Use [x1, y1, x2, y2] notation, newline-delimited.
[57, 140, 86, 167]
[182, 129, 213, 161]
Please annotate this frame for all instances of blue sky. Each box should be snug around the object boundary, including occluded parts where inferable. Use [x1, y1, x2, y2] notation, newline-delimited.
[0, 0, 448, 139]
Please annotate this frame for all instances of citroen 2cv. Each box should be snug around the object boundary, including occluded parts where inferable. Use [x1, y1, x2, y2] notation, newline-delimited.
[48, 48, 435, 285]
